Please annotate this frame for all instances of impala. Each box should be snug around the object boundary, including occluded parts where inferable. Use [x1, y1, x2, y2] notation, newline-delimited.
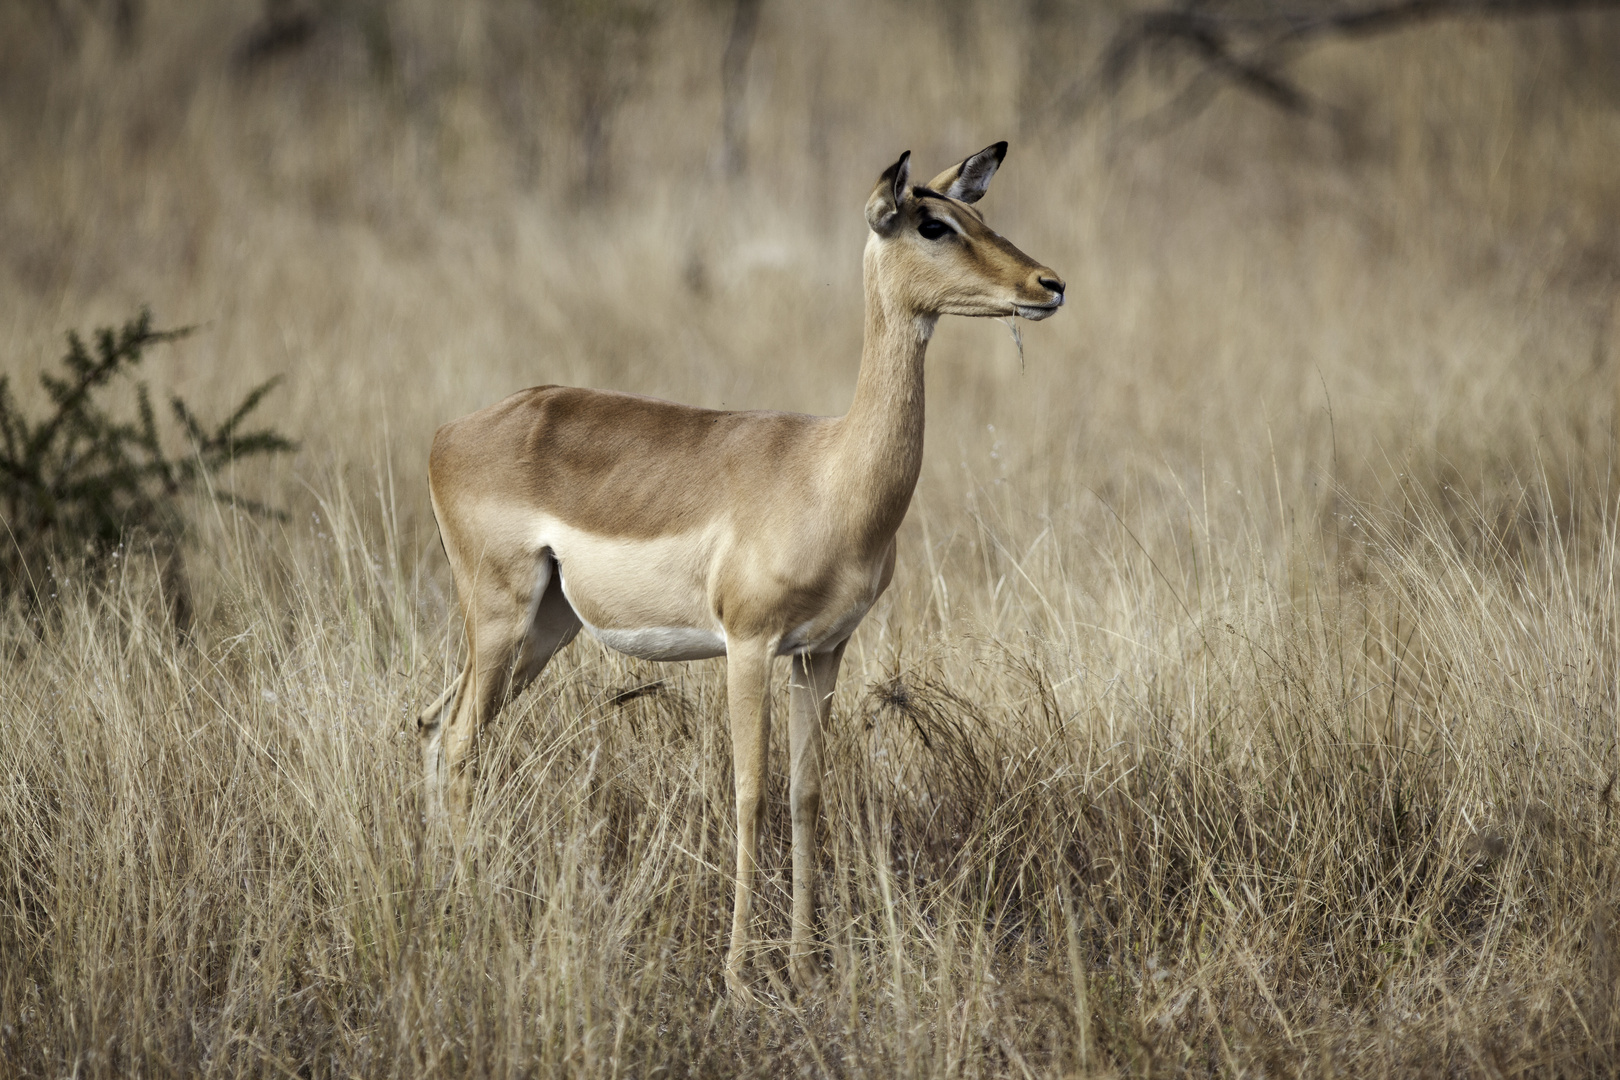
[418, 142, 1064, 989]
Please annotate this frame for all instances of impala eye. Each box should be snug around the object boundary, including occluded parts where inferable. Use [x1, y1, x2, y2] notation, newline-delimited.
[917, 219, 952, 241]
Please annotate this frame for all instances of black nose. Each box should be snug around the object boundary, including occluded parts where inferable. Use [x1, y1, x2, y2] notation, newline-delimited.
[1038, 274, 1065, 296]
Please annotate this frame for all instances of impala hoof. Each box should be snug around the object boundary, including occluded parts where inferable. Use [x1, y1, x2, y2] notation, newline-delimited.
[789, 959, 824, 995]
[723, 963, 757, 1002]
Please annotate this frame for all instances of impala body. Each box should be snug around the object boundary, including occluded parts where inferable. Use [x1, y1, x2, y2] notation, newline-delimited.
[419, 143, 1064, 990]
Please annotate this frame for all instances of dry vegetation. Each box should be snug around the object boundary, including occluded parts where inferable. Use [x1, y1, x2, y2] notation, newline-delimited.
[5, 1, 1620, 1076]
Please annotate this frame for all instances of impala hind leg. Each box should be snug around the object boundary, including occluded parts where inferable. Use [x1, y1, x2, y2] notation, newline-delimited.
[419, 553, 579, 839]
[723, 638, 775, 992]
[786, 641, 845, 989]
[418, 672, 465, 821]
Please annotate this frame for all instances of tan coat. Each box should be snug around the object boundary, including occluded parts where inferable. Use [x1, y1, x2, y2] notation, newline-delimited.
[419, 142, 1065, 991]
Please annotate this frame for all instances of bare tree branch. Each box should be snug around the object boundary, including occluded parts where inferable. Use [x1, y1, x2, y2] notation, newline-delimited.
[1084, 0, 1620, 129]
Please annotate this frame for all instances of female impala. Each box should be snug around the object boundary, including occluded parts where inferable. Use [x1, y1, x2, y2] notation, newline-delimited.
[419, 143, 1064, 989]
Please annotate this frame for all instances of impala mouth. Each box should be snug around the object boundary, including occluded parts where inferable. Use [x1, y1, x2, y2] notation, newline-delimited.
[1014, 299, 1062, 321]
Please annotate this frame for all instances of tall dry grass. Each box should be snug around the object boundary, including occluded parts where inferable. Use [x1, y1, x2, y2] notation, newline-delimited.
[4, 1, 1620, 1075]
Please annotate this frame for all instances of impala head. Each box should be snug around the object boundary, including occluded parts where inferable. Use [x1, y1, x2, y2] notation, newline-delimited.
[864, 142, 1065, 322]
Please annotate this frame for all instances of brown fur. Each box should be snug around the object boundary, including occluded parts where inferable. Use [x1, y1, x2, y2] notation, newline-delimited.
[418, 143, 1064, 993]
[429, 387, 830, 542]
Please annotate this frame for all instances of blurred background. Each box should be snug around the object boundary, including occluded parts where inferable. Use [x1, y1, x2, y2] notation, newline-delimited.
[6, 0, 1619, 576]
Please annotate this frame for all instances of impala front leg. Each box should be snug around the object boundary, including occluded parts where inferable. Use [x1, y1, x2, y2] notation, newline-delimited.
[724, 638, 775, 992]
[787, 641, 845, 989]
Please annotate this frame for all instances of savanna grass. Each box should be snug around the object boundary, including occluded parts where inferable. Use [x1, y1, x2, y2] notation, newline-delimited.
[5, 468, 1619, 1077]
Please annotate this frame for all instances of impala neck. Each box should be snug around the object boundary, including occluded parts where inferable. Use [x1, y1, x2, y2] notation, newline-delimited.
[834, 257, 935, 549]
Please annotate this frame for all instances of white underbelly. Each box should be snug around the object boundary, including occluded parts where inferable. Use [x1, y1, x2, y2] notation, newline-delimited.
[581, 616, 862, 662]
[581, 622, 728, 662]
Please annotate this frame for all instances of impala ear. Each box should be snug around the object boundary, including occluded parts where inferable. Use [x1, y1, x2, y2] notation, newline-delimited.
[926, 141, 1007, 204]
[865, 151, 911, 234]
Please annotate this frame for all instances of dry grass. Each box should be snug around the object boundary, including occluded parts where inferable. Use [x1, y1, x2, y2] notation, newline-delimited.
[5, 1, 1620, 1076]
